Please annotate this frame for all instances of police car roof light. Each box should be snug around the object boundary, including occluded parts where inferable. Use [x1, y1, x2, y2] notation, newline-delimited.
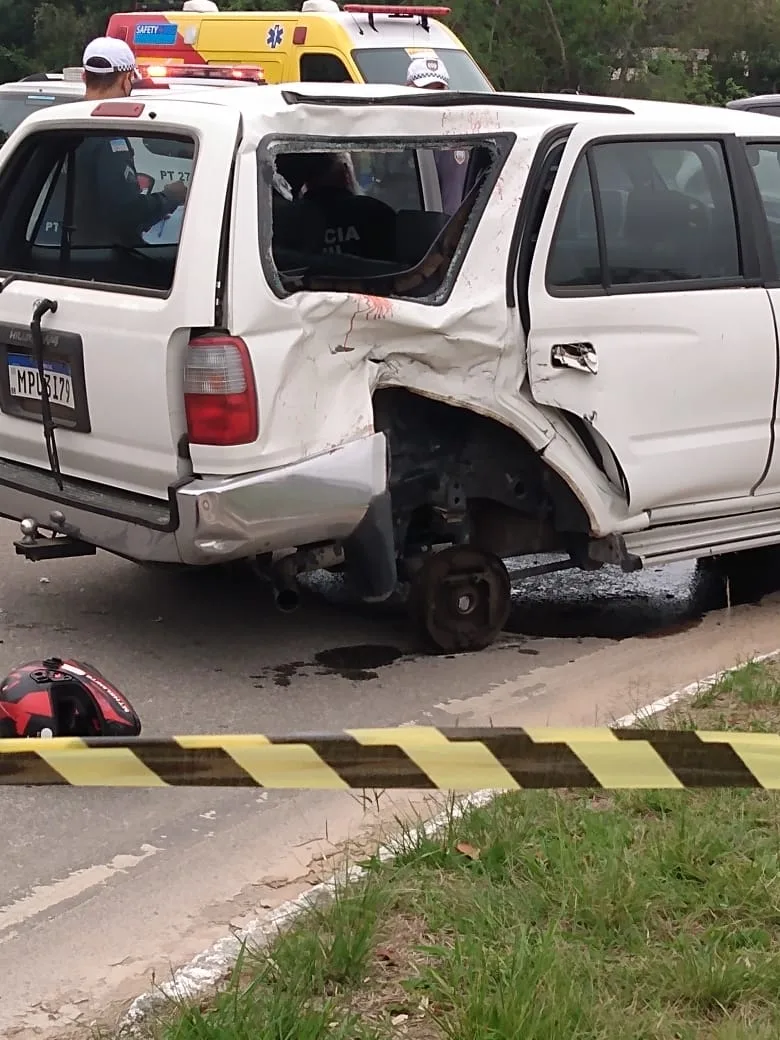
[62, 67, 84, 82]
[138, 63, 265, 83]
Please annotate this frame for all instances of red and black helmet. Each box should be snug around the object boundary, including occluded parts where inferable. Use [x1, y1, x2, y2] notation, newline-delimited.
[0, 658, 141, 738]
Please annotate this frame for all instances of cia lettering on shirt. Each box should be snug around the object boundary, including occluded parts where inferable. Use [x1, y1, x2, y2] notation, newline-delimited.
[323, 225, 360, 252]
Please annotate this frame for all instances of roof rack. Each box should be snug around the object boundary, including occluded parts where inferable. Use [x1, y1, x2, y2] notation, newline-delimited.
[281, 89, 633, 116]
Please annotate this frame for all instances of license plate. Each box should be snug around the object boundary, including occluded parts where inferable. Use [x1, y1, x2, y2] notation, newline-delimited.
[8, 353, 74, 409]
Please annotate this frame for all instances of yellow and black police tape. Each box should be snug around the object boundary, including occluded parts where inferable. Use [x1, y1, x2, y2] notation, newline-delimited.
[2, 727, 780, 788]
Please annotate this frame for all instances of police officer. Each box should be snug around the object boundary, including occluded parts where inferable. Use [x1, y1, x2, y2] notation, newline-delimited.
[276, 151, 396, 262]
[406, 55, 469, 216]
[72, 38, 187, 247]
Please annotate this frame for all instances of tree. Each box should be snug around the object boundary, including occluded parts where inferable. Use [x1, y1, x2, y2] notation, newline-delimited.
[9, 0, 780, 102]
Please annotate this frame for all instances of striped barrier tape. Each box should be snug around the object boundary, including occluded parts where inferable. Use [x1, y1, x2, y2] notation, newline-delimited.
[1, 727, 780, 788]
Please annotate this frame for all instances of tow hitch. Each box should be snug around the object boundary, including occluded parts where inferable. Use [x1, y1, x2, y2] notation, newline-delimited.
[15, 516, 97, 562]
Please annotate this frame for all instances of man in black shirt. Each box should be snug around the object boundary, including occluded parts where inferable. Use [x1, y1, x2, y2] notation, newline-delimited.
[276, 151, 396, 262]
[73, 37, 187, 247]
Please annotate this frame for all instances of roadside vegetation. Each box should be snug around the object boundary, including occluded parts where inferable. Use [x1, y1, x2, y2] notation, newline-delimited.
[4, 0, 780, 104]
[127, 658, 780, 1040]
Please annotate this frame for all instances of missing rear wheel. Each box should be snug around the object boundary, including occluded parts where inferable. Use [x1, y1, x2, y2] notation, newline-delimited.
[407, 546, 511, 654]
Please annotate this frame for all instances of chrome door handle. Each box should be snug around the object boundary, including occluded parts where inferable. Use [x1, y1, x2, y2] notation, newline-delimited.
[551, 342, 598, 375]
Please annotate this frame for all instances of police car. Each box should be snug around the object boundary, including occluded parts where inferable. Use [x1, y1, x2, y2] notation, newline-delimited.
[0, 75, 83, 148]
[3, 82, 780, 654]
[1, 64, 265, 245]
[0, 61, 263, 151]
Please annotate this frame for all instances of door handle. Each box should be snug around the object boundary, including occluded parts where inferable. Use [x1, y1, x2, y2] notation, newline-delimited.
[550, 342, 598, 375]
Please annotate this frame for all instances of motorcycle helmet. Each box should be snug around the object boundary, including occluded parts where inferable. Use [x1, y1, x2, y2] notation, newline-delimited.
[0, 658, 141, 738]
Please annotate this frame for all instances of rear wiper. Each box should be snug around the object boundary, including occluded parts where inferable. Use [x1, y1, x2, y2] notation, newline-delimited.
[30, 298, 63, 491]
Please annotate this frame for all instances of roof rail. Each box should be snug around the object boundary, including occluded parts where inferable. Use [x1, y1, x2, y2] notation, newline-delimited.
[281, 89, 633, 115]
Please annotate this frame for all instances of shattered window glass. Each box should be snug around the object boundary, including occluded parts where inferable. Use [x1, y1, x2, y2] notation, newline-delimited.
[262, 139, 504, 301]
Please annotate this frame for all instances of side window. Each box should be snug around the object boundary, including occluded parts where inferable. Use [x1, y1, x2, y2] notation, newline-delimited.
[0, 130, 194, 292]
[299, 53, 352, 83]
[354, 149, 423, 210]
[546, 157, 601, 289]
[547, 139, 741, 290]
[265, 139, 503, 300]
[745, 142, 780, 270]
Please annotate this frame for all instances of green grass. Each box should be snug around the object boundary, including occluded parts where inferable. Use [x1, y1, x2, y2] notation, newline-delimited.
[129, 658, 780, 1040]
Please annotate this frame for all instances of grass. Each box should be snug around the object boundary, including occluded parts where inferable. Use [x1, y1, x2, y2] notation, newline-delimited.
[129, 658, 780, 1040]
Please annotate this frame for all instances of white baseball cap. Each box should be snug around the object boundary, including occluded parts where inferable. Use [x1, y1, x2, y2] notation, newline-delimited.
[82, 37, 138, 75]
[406, 54, 450, 88]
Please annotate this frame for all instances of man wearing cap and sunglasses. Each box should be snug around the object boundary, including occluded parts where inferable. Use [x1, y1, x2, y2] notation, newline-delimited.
[406, 54, 469, 217]
[71, 37, 187, 248]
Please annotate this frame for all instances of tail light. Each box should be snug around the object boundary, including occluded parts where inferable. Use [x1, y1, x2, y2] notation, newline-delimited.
[183, 335, 258, 446]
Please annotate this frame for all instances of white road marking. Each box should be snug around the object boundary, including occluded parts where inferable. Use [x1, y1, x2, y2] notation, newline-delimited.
[0, 844, 161, 941]
[611, 648, 780, 727]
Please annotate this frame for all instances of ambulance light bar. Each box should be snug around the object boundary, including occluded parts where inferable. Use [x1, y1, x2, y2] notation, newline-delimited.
[342, 5, 450, 29]
[343, 5, 451, 15]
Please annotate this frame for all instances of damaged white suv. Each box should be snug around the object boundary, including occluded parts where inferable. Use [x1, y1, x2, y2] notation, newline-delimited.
[1, 81, 780, 653]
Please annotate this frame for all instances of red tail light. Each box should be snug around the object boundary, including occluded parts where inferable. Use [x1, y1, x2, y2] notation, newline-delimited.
[184, 335, 258, 446]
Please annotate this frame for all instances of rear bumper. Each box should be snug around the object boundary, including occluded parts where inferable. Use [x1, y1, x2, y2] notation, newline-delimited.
[0, 433, 392, 572]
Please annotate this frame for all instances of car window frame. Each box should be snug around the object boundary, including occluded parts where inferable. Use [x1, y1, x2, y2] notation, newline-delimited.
[0, 126, 200, 300]
[542, 131, 762, 299]
[256, 131, 514, 306]
[740, 137, 780, 285]
[298, 52, 353, 83]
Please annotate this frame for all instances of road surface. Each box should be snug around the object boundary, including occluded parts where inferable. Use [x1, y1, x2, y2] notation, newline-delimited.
[2, 522, 780, 1037]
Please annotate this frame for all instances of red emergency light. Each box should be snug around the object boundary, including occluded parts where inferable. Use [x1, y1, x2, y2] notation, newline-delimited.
[343, 5, 450, 29]
[343, 5, 451, 14]
[137, 63, 266, 84]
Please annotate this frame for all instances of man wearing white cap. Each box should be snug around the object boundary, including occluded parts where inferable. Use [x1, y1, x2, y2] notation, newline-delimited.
[72, 38, 187, 247]
[82, 36, 139, 100]
[406, 54, 468, 216]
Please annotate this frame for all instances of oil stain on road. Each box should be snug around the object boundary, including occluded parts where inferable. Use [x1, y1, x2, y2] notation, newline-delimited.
[252, 548, 780, 687]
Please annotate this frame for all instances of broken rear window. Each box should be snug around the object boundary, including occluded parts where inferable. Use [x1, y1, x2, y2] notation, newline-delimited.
[259, 136, 510, 302]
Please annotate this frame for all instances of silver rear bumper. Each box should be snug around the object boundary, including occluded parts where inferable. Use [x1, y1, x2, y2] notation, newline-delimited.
[0, 433, 390, 567]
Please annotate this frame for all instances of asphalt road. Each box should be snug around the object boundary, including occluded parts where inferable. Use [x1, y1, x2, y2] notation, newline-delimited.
[3, 523, 780, 1038]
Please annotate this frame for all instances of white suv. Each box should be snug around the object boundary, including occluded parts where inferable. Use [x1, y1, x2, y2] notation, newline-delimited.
[2, 82, 780, 653]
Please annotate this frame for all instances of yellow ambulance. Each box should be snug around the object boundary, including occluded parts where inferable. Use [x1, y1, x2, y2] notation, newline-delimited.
[106, 0, 493, 90]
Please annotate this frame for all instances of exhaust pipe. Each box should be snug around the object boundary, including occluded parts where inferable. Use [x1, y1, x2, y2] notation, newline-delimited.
[273, 583, 301, 613]
[271, 557, 301, 613]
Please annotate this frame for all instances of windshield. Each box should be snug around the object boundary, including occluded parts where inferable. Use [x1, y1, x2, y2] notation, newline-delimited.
[351, 48, 492, 91]
[0, 93, 80, 148]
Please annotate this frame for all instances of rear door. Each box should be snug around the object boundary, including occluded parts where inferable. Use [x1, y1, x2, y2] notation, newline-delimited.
[737, 136, 780, 495]
[0, 101, 240, 500]
[524, 122, 778, 512]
